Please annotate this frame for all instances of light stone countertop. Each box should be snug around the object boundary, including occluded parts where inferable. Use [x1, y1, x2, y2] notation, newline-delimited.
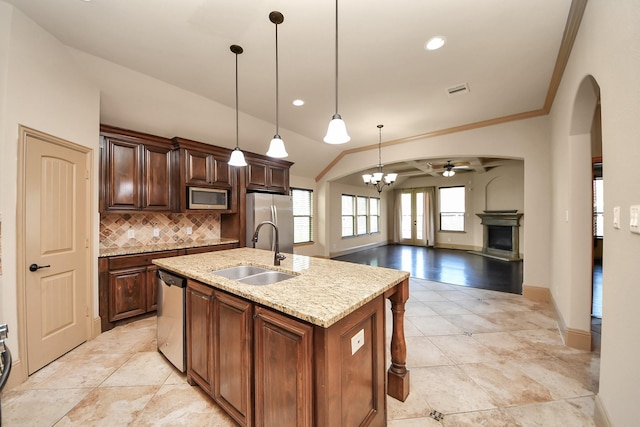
[153, 247, 410, 328]
[99, 238, 239, 258]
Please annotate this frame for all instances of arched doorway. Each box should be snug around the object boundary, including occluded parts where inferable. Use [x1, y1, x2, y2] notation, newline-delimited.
[568, 75, 602, 353]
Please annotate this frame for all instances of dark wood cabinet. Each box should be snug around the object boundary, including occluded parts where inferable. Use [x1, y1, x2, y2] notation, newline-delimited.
[171, 138, 237, 213]
[245, 157, 291, 194]
[254, 306, 313, 427]
[186, 279, 215, 393]
[186, 280, 253, 427]
[99, 244, 237, 332]
[108, 266, 147, 321]
[181, 279, 387, 427]
[100, 125, 172, 212]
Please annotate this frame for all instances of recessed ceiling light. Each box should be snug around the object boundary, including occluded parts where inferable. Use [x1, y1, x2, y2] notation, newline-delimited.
[292, 99, 305, 106]
[425, 36, 446, 51]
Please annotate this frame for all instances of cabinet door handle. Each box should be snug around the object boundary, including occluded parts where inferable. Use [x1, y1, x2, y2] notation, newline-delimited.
[29, 264, 51, 272]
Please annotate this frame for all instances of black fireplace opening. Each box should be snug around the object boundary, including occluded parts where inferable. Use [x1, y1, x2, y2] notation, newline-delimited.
[487, 225, 512, 251]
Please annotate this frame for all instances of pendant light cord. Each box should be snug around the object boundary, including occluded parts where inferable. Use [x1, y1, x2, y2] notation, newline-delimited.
[275, 21, 280, 135]
[334, 0, 339, 115]
[235, 52, 239, 149]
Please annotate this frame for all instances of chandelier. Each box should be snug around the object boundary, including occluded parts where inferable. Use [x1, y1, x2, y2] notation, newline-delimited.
[362, 125, 397, 193]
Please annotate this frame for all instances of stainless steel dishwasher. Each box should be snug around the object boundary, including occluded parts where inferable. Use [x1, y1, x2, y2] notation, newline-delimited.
[157, 270, 186, 372]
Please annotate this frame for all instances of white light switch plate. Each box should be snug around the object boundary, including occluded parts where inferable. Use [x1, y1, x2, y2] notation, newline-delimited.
[153, 228, 160, 237]
[186, 226, 193, 235]
[351, 329, 365, 355]
[630, 205, 640, 234]
[613, 206, 621, 229]
[127, 229, 135, 238]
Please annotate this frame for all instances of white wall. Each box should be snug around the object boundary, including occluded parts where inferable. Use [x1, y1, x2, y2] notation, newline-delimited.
[0, 3, 100, 362]
[548, 0, 640, 424]
[318, 118, 551, 290]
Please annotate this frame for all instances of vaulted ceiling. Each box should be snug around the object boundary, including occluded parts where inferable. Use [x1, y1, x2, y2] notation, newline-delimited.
[6, 0, 580, 179]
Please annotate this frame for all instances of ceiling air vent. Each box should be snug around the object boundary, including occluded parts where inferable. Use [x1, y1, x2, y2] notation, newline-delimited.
[447, 83, 470, 97]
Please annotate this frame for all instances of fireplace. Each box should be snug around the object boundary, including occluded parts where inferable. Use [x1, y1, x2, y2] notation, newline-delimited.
[473, 210, 523, 261]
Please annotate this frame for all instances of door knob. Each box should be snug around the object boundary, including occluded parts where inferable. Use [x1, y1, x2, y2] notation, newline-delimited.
[29, 263, 50, 272]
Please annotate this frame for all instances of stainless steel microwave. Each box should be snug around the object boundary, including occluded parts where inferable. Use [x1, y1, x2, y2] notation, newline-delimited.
[188, 187, 228, 210]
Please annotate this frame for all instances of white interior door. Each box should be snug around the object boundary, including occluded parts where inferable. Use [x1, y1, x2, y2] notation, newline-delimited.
[399, 189, 425, 246]
[24, 130, 90, 374]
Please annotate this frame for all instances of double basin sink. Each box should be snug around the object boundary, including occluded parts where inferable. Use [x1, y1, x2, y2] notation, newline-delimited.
[212, 265, 296, 286]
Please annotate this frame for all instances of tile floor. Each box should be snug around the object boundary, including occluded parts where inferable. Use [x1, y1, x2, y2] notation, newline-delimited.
[1, 278, 600, 426]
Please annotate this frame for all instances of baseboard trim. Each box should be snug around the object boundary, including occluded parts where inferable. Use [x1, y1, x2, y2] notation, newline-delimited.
[565, 327, 592, 351]
[330, 241, 387, 258]
[523, 284, 550, 302]
[595, 394, 613, 427]
[4, 358, 26, 391]
[91, 316, 102, 339]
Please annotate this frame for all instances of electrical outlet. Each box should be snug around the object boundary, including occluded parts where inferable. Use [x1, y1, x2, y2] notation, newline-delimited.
[351, 329, 365, 355]
[153, 228, 160, 237]
[186, 226, 193, 235]
[127, 229, 135, 239]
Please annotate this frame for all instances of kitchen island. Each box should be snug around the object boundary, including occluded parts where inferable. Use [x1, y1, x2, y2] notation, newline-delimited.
[153, 248, 410, 427]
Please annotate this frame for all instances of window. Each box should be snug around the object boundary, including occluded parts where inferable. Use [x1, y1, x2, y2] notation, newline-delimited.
[369, 197, 380, 233]
[439, 186, 465, 231]
[356, 196, 368, 235]
[593, 178, 603, 238]
[341, 194, 355, 237]
[292, 188, 313, 243]
[342, 194, 380, 237]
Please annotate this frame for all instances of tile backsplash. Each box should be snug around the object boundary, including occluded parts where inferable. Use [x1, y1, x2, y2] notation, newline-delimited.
[100, 212, 221, 250]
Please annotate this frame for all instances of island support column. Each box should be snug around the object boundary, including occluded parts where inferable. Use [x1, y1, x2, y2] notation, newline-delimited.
[385, 278, 410, 401]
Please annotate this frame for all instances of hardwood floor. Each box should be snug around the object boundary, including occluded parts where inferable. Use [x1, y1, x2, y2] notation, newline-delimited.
[333, 244, 523, 294]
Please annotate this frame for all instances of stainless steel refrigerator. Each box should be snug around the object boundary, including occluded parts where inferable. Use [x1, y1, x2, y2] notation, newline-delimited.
[246, 193, 294, 254]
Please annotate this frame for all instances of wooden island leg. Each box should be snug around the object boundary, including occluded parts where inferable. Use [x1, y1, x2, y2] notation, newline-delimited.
[386, 278, 410, 401]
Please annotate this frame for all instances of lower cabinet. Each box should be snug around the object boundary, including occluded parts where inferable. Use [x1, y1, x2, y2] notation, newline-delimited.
[186, 279, 253, 426]
[253, 306, 313, 427]
[185, 280, 386, 427]
[99, 243, 238, 332]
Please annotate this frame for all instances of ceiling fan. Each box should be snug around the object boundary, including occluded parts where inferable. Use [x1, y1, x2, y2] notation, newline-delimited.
[438, 160, 469, 177]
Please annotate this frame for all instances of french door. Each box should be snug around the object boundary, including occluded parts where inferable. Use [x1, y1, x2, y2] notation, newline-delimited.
[399, 189, 426, 245]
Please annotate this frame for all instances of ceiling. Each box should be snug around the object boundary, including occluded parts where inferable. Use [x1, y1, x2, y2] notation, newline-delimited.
[6, 0, 575, 180]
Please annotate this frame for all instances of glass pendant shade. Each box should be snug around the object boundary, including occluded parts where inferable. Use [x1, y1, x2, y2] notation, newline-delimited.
[362, 174, 372, 183]
[443, 169, 455, 177]
[228, 148, 247, 167]
[372, 171, 384, 182]
[266, 135, 288, 158]
[324, 114, 350, 144]
[385, 173, 398, 184]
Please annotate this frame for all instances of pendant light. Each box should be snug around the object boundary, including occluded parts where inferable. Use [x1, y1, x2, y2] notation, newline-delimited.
[266, 11, 288, 158]
[362, 125, 397, 193]
[323, 0, 350, 144]
[228, 44, 248, 167]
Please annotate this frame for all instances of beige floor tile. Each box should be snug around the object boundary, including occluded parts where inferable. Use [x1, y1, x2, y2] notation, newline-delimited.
[1, 388, 91, 427]
[436, 290, 479, 301]
[459, 360, 553, 406]
[429, 334, 499, 364]
[404, 300, 439, 317]
[471, 331, 550, 359]
[503, 399, 596, 427]
[387, 391, 433, 420]
[101, 352, 174, 387]
[410, 366, 497, 414]
[455, 298, 507, 314]
[408, 290, 449, 302]
[481, 312, 541, 331]
[388, 416, 441, 427]
[441, 408, 522, 426]
[424, 301, 474, 316]
[405, 336, 453, 367]
[515, 358, 595, 400]
[443, 313, 505, 334]
[54, 385, 159, 426]
[131, 383, 237, 426]
[407, 316, 463, 336]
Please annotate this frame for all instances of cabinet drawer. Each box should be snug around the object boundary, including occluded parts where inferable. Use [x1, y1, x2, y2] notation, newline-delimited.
[108, 250, 179, 270]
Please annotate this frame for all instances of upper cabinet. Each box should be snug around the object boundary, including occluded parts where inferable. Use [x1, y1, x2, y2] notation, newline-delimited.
[171, 137, 237, 213]
[100, 125, 172, 212]
[244, 154, 293, 195]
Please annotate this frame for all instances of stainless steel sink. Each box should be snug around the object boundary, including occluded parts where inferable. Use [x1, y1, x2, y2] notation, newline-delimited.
[211, 265, 295, 285]
[212, 265, 272, 280]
